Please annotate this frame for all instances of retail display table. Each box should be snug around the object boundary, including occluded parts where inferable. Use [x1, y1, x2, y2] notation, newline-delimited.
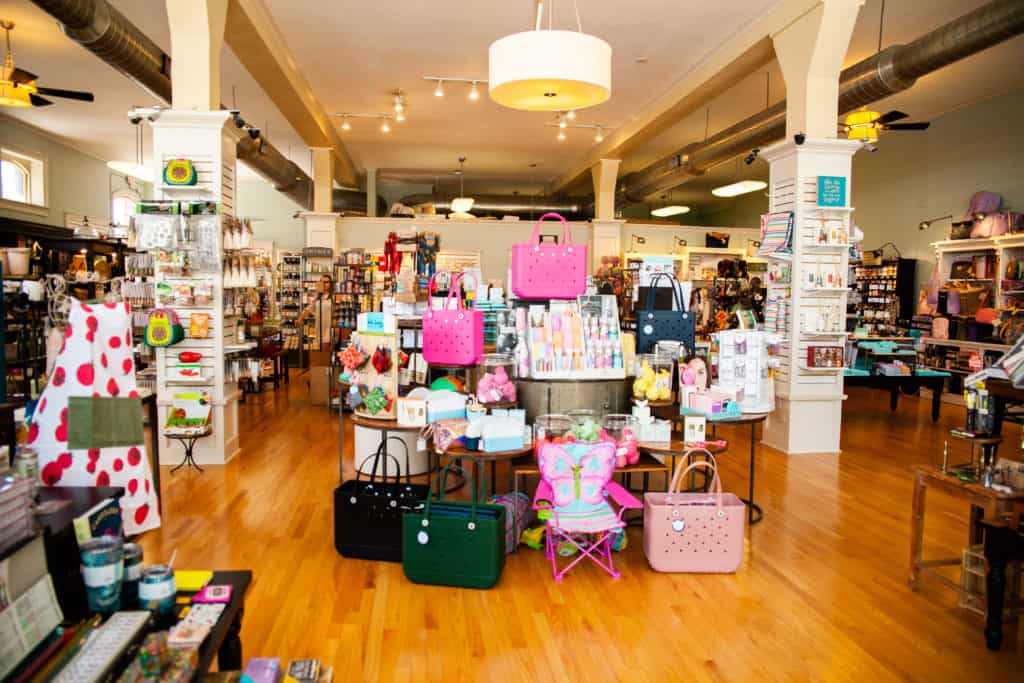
[638, 438, 728, 494]
[908, 466, 1024, 594]
[979, 515, 1024, 651]
[843, 370, 948, 422]
[442, 443, 534, 499]
[188, 569, 252, 675]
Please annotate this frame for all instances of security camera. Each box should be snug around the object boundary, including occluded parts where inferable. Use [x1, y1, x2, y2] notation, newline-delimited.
[129, 114, 143, 125]
[744, 148, 760, 165]
[247, 127, 260, 140]
[794, 133, 806, 145]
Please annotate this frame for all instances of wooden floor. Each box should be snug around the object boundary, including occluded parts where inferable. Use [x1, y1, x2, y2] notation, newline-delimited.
[138, 376, 1024, 681]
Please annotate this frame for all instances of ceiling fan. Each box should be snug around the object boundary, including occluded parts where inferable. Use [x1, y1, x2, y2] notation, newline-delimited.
[842, 109, 930, 143]
[0, 19, 95, 108]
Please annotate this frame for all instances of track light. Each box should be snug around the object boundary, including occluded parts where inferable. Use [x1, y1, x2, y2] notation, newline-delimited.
[595, 127, 604, 142]
[469, 81, 480, 100]
[567, 110, 576, 121]
[557, 130, 566, 141]
[434, 80, 444, 97]
[341, 116, 351, 131]
[558, 115, 567, 129]
[381, 120, 391, 133]
[394, 94, 404, 113]
[396, 111, 405, 122]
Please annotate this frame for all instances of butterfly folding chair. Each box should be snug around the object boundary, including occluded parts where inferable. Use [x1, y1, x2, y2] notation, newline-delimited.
[533, 441, 643, 581]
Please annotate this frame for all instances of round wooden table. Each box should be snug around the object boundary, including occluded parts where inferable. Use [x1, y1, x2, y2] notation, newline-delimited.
[638, 438, 728, 495]
[671, 413, 768, 524]
[442, 443, 534, 499]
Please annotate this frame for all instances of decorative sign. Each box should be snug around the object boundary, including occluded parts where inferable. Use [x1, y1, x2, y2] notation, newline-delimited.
[817, 175, 847, 207]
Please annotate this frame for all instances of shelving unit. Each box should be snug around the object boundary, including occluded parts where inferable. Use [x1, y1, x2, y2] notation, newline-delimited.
[850, 258, 916, 335]
[276, 250, 303, 367]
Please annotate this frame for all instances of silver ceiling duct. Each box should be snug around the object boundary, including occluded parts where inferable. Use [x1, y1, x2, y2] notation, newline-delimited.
[619, 0, 1024, 204]
[31, 0, 381, 214]
[400, 193, 592, 220]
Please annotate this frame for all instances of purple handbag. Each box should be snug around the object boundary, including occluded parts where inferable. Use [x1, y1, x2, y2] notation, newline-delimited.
[422, 271, 483, 367]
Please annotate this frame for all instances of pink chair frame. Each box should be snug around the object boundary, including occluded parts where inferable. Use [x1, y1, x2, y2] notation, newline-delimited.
[532, 479, 642, 581]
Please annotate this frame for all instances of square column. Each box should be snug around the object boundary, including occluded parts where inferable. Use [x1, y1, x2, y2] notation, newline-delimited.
[761, 137, 860, 454]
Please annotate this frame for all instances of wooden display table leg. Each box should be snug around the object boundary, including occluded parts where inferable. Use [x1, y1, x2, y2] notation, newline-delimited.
[909, 471, 927, 590]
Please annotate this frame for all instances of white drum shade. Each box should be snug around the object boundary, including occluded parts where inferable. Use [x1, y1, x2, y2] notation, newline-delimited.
[488, 30, 611, 111]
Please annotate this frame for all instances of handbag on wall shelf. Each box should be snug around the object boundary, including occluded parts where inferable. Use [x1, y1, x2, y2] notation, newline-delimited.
[636, 273, 695, 354]
[422, 271, 483, 366]
[510, 212, 587, 299]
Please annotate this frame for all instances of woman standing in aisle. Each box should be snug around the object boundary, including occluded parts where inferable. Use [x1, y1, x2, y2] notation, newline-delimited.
[296, 274, 335, 351]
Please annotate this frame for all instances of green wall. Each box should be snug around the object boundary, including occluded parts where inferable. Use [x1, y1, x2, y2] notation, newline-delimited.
[0, 114, 120, 227]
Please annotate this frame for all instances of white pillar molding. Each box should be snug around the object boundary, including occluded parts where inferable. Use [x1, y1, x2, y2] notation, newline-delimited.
[772, 0, 864, 138]
[311, 147, 334, 214]
[590, 219, 625, 272]
[165, 0, 229, 110]
[760, 136, 860, 455]
[590, 158, 621, 221]
[301, 212, 339, 251]
[365, 168, 378, 217]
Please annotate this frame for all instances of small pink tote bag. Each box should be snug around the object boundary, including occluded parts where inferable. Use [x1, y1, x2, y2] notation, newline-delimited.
[422, 271, 484, 367]
[643, 452, 746, 573]
[511, 212, 587, 300]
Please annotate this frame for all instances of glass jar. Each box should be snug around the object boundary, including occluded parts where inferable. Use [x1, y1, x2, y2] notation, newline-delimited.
[633, 353, 674, 401]
[476, 353, 517, 405]
[601, 414, 638, 442]
[567, 409, 601, 442]
[534, 414, 573, 442]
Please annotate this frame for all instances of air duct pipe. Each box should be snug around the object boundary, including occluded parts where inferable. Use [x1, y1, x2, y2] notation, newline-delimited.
[400, 194, 592, 219]
[619, 0, 1024, 204]
[31, 0, 382, 214]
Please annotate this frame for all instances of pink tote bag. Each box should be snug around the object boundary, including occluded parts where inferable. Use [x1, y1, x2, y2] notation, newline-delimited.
[511, 212, 587, 299]
[642, 452, 746, 573]
[422, 271, 484, 366]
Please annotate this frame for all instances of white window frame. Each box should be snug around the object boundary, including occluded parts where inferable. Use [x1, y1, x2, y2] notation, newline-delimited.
[0, 146, 48, 216]
[110, 189, 139, 227]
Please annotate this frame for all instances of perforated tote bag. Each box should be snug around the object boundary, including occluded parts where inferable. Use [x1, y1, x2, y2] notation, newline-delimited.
[636, 273, 695, 354]
[510, 212, 587, 299]
[643, 452, 746, 573]
[422, 271, 484, 366]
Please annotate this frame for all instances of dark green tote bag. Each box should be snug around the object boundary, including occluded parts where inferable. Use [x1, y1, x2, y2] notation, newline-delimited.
[402, 462, 506, 589]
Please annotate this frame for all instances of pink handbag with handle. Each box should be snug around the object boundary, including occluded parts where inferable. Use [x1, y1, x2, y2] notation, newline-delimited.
[511, 212, 587, 299]
[422, 271, 483, 366]
[642, 452, 746, 573]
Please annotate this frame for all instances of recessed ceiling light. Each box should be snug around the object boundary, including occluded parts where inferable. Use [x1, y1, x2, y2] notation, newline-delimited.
[651, 205, 690, 217]
[712, 180, 767, 197]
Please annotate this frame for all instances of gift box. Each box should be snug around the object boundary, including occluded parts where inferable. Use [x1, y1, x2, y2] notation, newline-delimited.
[481, 417, 527, 453]
[396, 397, 427, 427]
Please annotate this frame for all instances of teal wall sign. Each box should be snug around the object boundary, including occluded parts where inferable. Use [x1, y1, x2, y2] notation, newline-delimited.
[817, 176, 847, 207]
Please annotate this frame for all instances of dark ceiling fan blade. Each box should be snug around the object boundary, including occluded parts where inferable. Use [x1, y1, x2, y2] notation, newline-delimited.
[884, 122, 931, 131]
[29, 93, 53, 107]
[8, 67, 38, 84]
[35, 86, 94, 102]
[875, 110, 909, 125]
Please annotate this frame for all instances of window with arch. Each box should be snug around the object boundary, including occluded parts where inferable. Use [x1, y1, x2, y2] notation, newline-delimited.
[111, 191, 139, 227]
[0, 147, 46, 207]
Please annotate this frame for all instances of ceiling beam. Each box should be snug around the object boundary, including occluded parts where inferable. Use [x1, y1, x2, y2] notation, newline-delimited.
[549, 0, 821, 195]
[225, 0, 358, 188]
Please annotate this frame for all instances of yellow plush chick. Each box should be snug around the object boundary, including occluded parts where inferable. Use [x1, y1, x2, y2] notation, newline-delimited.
[633, 378, 647, 398]
[646, 385, 661, 401]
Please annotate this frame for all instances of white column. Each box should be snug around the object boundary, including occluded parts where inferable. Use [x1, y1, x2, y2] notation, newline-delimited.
[365, 168, 378, 217]
[311, 147, 334, 214]
[761, 137, 860, 454]
[590, 159, 623, 270]
[301, 213, 339, 251]
[165, 0, 229, 110]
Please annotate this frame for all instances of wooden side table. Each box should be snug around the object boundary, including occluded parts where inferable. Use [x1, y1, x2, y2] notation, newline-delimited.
[979, 515, 1024, 650]
[442, 443, 534, 500]
[908, 465, 1024, 592]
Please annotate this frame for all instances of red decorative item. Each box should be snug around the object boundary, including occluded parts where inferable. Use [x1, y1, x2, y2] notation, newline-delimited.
[383, 232, 400, 274]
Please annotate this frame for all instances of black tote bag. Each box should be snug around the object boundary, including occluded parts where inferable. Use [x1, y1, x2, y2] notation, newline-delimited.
[636, 272, 695, 354]
[334, 436, 430, 562]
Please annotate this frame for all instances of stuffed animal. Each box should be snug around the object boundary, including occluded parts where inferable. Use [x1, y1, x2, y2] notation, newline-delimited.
[632, 360, 672, 400]
[600, 427, 639, 468]
[476, 366, 517, 404]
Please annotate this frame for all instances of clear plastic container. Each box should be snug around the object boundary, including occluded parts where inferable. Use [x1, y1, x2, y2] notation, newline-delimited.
[567, 409, 601, 442]
[476, 353, 517, 405]
[601, 414, 638, 441]
[534, 414, 574, 441]
[633, 353, 674, 400]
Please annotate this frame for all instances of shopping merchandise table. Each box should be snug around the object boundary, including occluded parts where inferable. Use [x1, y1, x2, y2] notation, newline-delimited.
[187, 569, 252, 675]
[638, 438, 727, 495]
[843, 370, 948, 422]
[979, 515, 1024, 651]
[340, 413, 423, 482]
[908, 466, 1024, 592]
[441, 443, 534, 499]
[672, 413, 767, 524]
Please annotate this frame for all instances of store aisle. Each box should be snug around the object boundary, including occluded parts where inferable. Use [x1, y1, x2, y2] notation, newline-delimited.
[137, 381, 1023, 680]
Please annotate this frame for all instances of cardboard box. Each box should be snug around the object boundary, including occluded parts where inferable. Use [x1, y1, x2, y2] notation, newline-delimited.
[309, 365, 330, 406]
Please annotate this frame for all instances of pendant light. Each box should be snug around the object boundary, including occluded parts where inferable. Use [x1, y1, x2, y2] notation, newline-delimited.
[450, 157, 474, 214]
[468, 81, 480, 100]
[434, 80, 444, 97]
[489, 0, 611, 111]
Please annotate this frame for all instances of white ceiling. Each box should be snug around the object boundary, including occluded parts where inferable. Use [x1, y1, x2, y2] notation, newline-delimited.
[1, 0, 1022, 210]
